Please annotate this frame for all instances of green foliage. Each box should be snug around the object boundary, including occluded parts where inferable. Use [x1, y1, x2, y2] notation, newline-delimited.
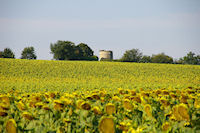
[50, 41, 97, 61]
[151, 53, 173, 63]
[0, 51, 3, 58]
[0, 48, 15, 58]
[121, 49, 142, 62]
[77, 43, 94, 58]
[21, 46, 37, 59]
[140, 55, 152, 63]
[182, 52, 200, 65]
[50, 40, 76, 60]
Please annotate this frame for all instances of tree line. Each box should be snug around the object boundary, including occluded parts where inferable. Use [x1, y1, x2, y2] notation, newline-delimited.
[118, 49, 200, 65]
[0, 40, 200, 65]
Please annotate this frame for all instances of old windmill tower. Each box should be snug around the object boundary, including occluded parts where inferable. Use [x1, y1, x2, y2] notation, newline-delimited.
[99, 50, 113, 61]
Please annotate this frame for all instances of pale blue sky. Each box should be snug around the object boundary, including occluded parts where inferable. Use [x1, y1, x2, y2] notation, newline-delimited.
[0, 0, 200, 60]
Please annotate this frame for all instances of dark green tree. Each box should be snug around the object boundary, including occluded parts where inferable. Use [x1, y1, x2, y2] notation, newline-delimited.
[0, 51, 3, 58]
[50, 41, 98, 61]
[21, 46, 37, 59]
[151, 53, 173, 63]
[140, 55, 152, 63]
[77, 43, 94, 58]
[197, 55, 200, 65]
[1, 48, 15, 58]
[121, 49, 142, 62]
[183, 51, 198, 65]
[50, 40, 77, 60]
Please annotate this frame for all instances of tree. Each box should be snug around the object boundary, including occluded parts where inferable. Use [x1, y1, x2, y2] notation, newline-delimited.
[1, 48, 15, 58]
[197, 55, 200, 65]
[21, 46, 37, 59]
[151, 53, 173, 63]
[140, 55, 152, 63]
[50, 40, 78, 60]
[50, 40, 98, 61]
[121, 49, 142, 62]
[77, 43, 94, 58]
[0, 51, 3, 58]
[182, 51, 198, 65]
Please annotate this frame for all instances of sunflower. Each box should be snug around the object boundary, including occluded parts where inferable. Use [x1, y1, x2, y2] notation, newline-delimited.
[172, 106, 182, 121]
[180, 94, 188, 104]
[170, 93, 177, 99]
[61, 98, 73, 106]
[0, 103, 9, 110]
[63, 118, 72, 127]
[35, 102, 44, 108]
[117, 122, 129, 132]
[162, 90, 169, 95]
[112, 96, 121, 102]
[6, 119, 17, 133]
[68, 107, 73, 116]
[42, 105, 51, 110]
[177, 104, 190, 121]
[31, 95, 41, 102]
[53, 100, 63, 110]
[17, 101, 26, 110]
[49, 92, 56, 98]
[92, 106, 102, 115]
[105, 103, 115, 115]
[172, 104, 190, 121]
[100, 90, 106, 97]
[76, 100, 84, 109]
[194, 98, 200, 109]
[99, 116, 115, 133]
[123, 99, 133, 111]
[155, 89, 162, 95]
[160, 98, 170, 108]
[118, 88, 125, 95]
[130, 90, 136, 96]
[132, 96, 141, 103]
[144, 104, 152, 117]
[0, 95, 10, 106]
[92, 93, 100, 100]
[81, 102, 91, 110]
[22, 112, 34, 120]
[0, 110, 8, 117]
[162, 122, 171, 132]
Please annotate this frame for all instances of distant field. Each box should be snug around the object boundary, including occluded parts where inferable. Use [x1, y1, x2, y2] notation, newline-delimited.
[0, 58, 200, 92]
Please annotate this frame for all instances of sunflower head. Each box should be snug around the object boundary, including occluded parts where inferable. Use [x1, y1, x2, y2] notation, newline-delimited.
[177, 104, 190, 121]
[76, 99, 84, 109]
[194, 98, 200, 109]
[6, 119, 17, 133]
[92, 106, 102, 115]
[162, 122, 171, 131]
[118, 122, 130, 132]
[123, 99, 133, 111]
[81, 102, 91, 110]
[172, 104, 190, 121]
[105, 103, 115, 115]
[22, 112, 34, 120]
[144, 104, 152, 117]
[99, 116, 115, 133]
[0, 110, 8, 117]
[17, 101, 26, 111]
[92, 93, 100, 100]
[112, 96, 121, 102]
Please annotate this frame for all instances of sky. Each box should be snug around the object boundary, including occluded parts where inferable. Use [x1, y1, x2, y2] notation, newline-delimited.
[0, 0, 200, 60]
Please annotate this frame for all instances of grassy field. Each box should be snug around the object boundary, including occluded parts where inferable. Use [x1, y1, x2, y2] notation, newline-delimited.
[0, 58, 200, 132]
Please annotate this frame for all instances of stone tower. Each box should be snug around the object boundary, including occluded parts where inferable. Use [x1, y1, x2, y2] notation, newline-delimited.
[99, 50, 113, 61]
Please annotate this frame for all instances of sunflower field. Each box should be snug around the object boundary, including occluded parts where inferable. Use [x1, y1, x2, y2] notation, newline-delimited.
[0, 58, 200, 132]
